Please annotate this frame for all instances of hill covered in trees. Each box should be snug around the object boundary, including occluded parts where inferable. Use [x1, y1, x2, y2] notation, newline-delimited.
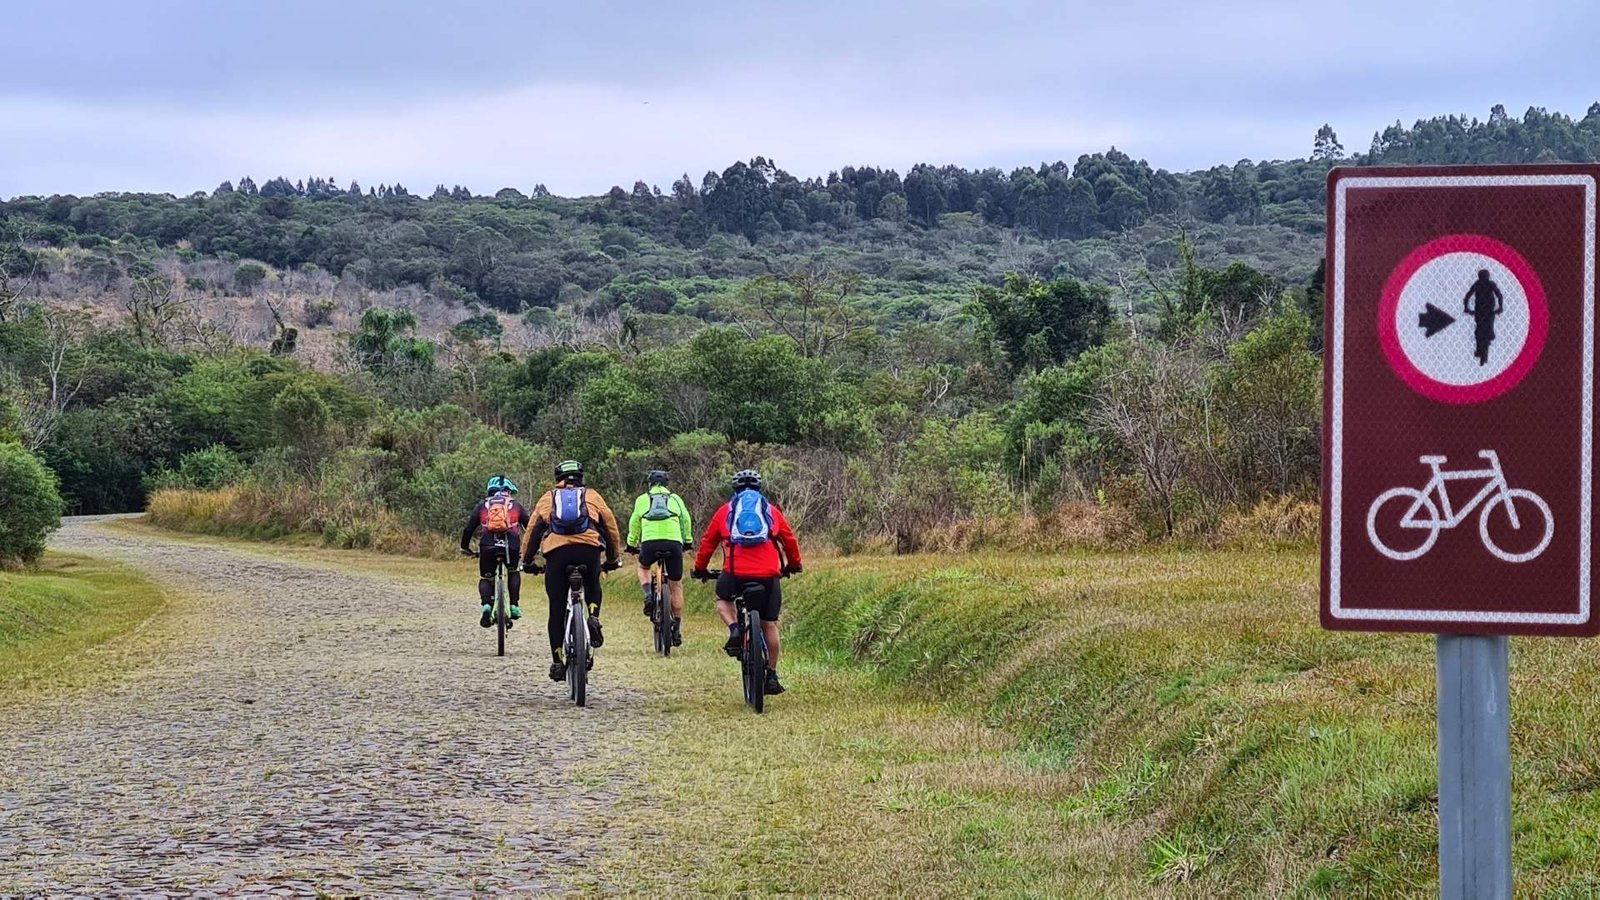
[2, 103, 1597, 549]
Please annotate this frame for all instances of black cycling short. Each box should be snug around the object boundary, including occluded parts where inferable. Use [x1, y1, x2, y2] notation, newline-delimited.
[638, 540, 684, 581]
[715, 573, 782, 622]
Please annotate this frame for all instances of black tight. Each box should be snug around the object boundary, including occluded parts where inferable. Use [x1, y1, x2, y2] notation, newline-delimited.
[478, 538, 521, 605]
[542, 544, 602, 651]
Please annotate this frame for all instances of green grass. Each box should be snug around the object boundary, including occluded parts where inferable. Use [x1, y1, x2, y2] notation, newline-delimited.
[0, 554, 171, 696]
[122, 520, 1600, 896]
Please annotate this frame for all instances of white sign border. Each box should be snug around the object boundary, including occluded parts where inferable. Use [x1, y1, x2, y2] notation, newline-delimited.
[1330, 173, 1596, 626]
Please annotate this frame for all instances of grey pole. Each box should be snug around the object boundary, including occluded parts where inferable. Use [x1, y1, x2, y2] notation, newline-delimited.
[1436, 634, 1513, 899]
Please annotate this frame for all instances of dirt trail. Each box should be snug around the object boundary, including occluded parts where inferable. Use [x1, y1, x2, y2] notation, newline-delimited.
[0, 518, 645, 897]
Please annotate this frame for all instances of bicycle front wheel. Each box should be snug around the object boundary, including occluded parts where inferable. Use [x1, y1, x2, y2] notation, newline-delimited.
[746, 610, 766, 715]
[1480, 489, 1554, 563]
[496, 571, 507, 658]
[569, 605, 588, 708]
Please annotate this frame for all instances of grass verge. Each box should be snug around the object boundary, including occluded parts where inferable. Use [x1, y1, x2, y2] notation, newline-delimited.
[0, 554, 171, 698]
[777, 553, 1600, 897]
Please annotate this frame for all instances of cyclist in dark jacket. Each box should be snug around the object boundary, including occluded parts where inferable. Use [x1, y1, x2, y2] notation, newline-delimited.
[459, 475, 531, 628]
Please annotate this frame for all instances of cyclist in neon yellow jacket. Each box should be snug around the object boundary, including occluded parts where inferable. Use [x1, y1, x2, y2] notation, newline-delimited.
[625, 470, 694, 647]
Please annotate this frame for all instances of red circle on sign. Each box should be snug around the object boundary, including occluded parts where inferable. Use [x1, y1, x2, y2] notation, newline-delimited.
[1377, 234, 1548, 405]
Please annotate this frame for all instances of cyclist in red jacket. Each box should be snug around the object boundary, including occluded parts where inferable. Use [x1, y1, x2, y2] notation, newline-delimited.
[692, 469, 803, 695]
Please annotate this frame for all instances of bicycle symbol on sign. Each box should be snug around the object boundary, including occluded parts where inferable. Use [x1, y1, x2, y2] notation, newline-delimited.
[1365, 450, 1553, 563]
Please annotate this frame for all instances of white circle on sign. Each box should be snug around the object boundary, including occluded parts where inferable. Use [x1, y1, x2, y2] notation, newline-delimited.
[1393, 252, 1529, 387]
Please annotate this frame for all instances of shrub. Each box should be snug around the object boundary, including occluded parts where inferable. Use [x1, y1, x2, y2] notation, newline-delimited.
[0, 443, 66, 565]
[142, 445, 248, 494]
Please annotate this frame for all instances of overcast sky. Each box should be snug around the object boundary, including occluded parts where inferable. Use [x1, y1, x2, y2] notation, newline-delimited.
[3, 0, 1596, 199]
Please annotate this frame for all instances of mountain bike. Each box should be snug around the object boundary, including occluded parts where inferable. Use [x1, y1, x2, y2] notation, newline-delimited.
[1366, 450, 1553, 563]
[563, 565, 592, 707]
[696, 569, 773, 714]
[647, 557, 673, 657]
[629, 546, 680, 657]
[467, 537, 516, 657]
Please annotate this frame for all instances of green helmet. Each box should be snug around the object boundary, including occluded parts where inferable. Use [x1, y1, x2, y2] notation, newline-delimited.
[554, 459, 584, 480]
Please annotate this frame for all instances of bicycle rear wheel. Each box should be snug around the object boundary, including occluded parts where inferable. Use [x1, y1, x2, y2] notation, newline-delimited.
[496, 568, 507, 658]
[745, 609, 766, 714]
[568, 604, 588, 707]
[650, 582, 665, 655]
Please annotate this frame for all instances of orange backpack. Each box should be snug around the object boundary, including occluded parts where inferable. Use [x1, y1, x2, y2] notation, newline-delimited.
[483, 492, 519, 533]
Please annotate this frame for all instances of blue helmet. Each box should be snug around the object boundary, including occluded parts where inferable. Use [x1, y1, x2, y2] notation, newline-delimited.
[485, 475, 519, 496]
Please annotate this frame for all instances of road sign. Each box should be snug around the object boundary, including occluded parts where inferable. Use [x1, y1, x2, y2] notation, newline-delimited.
[1322, 166, 1599, 636]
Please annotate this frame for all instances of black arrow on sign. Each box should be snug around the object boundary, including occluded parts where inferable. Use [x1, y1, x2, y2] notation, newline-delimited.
[1418, 303, 1457, 338]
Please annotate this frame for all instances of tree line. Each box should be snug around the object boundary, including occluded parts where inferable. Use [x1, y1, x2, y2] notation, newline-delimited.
[4, 101, 1598, 562]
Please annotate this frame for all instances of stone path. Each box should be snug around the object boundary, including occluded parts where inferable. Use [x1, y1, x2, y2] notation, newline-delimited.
[0, 518, 644, 897]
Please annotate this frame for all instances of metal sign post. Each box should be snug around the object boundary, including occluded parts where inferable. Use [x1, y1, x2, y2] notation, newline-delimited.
[1436, 635, 1512, 898]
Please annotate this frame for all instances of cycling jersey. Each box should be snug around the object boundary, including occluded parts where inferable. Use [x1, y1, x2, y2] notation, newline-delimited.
[627, 486, 694, 547]
[693, 499, 801, 579]
[525, 484, 623, 561]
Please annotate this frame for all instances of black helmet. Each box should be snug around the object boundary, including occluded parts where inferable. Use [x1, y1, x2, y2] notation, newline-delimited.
[554, 459, 584, 481]
[647, 469, 669, 486]
[732, 469, 762, 492]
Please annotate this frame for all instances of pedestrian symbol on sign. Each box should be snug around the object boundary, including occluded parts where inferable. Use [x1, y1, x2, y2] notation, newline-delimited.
[1379, 234, 1548, 405]
[1463, 269, 1505, 367]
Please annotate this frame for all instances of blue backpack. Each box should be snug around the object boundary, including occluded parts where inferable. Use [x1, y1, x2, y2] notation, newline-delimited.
[726, 489, 774, 548]
[550, 486, 592, 535]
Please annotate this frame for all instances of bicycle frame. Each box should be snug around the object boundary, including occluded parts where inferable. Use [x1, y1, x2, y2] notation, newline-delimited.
[1403, 452, 1520, 530]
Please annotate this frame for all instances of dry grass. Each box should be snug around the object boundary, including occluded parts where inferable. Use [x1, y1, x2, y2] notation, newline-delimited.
[147, 486, 448, 557]
[1213, 497, 1321, 550]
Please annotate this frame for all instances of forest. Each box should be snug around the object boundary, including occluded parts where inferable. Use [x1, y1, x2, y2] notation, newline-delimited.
[3, 103, 1597, 561]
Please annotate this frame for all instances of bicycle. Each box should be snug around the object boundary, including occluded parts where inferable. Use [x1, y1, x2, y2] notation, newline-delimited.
[465, 537, 516, 657]
[1366, 450, 1554, 563]
[696, 569, 775, 714]
[563, 565, 592, 707]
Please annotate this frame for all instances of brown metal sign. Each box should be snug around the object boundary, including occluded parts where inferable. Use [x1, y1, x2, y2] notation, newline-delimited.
[1322, 166, 1598, 635]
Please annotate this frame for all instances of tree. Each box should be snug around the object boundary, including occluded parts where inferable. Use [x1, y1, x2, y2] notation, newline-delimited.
[973, 274, 1112, 372]
[0, 239, 42, 324]
[1312, 124, 1345, 161]
[877, 192, 910, 223]
[0, 442, 64, 565]
[1092, 340, 1210, 536]
[727, 268, 875, 360]
[123, 275, 190, 348]
[233, 261, 269, 295]
[270, 379, 331, 463]
[1214, 301, 1321, 495]
[705, 160, 777, 240]
[348, 307, 435, 375]
[10, 307, 88, 450]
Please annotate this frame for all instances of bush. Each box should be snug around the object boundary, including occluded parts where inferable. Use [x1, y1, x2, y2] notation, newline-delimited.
[0, 443, 66, 565]
[142, 445, 248, 494]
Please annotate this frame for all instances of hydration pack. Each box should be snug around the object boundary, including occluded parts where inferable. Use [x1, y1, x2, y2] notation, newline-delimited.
[482, 491, 519, 533]
[726, 490, 773, 548]
[643, 491, 678, 522]
[550, 487, 592, 535]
